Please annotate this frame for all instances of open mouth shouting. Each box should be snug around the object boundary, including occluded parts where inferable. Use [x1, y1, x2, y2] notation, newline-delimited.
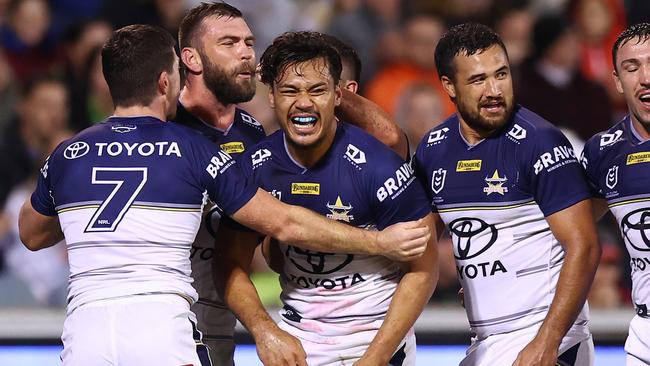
[290, 114, 319, 131]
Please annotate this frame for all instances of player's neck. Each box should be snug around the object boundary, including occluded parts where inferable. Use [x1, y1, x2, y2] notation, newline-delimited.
[630, 114, 650, 141]
[285, 124, 337, 168]
[179, 82, 236, 130]
[458, 117, 493, 145]
[113, 104, 166, 122]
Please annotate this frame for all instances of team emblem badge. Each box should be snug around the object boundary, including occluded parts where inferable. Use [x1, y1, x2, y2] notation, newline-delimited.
[483, 170, 508, 195]
[431, 168, 447, 194]
[606, 165, 618, 189]
[326, 196, 354, 222]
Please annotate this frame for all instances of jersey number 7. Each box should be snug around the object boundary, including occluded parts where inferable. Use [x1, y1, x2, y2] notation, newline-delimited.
[84, 167, 148, 232]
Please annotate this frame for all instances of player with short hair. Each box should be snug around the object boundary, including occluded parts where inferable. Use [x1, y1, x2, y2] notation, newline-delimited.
[174, 3, 412, 364]
[214, 31, 439, 366]
[581, 22, 650, 366]
[413, 23, 601, 366]
[18, 24, 431, 366]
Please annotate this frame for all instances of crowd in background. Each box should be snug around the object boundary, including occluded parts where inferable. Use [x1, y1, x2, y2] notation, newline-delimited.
[0, 0, 647, 310]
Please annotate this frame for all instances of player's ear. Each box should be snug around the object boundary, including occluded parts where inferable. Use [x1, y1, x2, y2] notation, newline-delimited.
[334, 84, 342, 107]
[613, 69, 623, 94]
[181, 47, 202, 74]
[441, 75, 456, 99]
[343, 80, 358, 94]
[158, 71, 170, 96]
[267, 85, 275, 109]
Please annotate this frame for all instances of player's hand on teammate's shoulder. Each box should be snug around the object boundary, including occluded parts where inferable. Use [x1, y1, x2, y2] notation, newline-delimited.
[376, 218, 430, 262]
[512, 336, 559, 366]
[255, 327, 307, 366]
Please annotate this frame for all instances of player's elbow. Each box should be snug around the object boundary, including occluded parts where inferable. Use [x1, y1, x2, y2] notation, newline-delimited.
[19, 230, 44, 251]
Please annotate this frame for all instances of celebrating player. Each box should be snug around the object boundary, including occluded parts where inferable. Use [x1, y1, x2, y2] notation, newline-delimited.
[581, 22, 650, 366]
[214, 31, 439, 366]
[412, 23, 601, 366]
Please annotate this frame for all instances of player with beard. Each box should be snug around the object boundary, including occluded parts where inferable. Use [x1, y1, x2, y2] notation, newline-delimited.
[412, 23, 600, 366]
[173, 3, 411, 364]
[581, 23, 650, 366]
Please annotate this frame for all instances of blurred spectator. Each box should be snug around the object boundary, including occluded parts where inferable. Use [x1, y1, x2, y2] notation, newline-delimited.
[394, 82, 446, 153]
[1, 182, 68, 306]
[570, 0, 627, 118]
[0, 49, 18, 140]
[0, 76, 70, 208]
[517, 14, 613, 141]
[490, 0, 535, 80]
[327, 0, 402, 83]
[102, 0, 188, 38]
[82, 46, 112, 125]
[61, 20, 111, 131]
[365, 15, 454, 119]
[1, 0, 61, 83]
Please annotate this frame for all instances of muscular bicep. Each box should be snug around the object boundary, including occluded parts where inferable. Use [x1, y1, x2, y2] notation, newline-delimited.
[18, 198, 63, 251]
[545, 199, 598, 250]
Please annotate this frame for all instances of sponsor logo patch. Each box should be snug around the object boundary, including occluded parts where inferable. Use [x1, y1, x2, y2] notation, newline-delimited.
[456, 160, 482, 172]
[220, 141, 245, 154]
[627, 152, 650, 165]
[291, 183, 320, 195]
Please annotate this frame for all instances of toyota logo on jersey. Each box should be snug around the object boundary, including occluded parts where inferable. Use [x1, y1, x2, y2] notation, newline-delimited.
[622, 208, 650, 252]
[287, 246, 354, 274]
[449, 217, 498, 260]
[64, 141, 90, 160]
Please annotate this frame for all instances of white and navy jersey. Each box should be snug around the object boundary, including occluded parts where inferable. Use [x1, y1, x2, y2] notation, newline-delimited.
[237, 123, 430, 342]
[31, 116, 257, 314]
[173, 103, 266, 343]
[582, 116, 650, 318]
[413, 105, 592, 338]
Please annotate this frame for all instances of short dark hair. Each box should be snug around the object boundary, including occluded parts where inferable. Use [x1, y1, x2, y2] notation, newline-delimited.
[323, 34, 362, 82]
[178, 2, 243, 50]
[434, 22, 508, 81]
[259, 31, 342, 87]
[612, 22, 650, 71]
[101, 24, 176, 107]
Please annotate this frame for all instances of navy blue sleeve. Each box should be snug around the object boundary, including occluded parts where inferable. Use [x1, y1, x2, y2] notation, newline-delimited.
[370, 153, 431, 230]
[31, 153, 57, 216]
[524, 127, 592, 216]
[412, 141, 437, 213]
[218, 147, 259, 232]
[192, 137, 257, 216]
[580, 135, 605, 198]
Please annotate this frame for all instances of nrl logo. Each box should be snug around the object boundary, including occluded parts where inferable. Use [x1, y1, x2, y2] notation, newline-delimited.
[606, 165, 618, 189]
[483, 170, 508, 195]
[326, 196, 354, 222]
[431, 168, 447, 194]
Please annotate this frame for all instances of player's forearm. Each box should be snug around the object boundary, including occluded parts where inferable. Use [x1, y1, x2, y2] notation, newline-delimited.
[277, 204, 379, 255]
[337, 89, 408, 159]
[536, 239, 600, 347]
[229, 272, 277, 338]
[363, 267, 437, 363]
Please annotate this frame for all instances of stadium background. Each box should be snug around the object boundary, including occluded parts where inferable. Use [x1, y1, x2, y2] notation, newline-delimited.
[0, 0, 648, 364]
